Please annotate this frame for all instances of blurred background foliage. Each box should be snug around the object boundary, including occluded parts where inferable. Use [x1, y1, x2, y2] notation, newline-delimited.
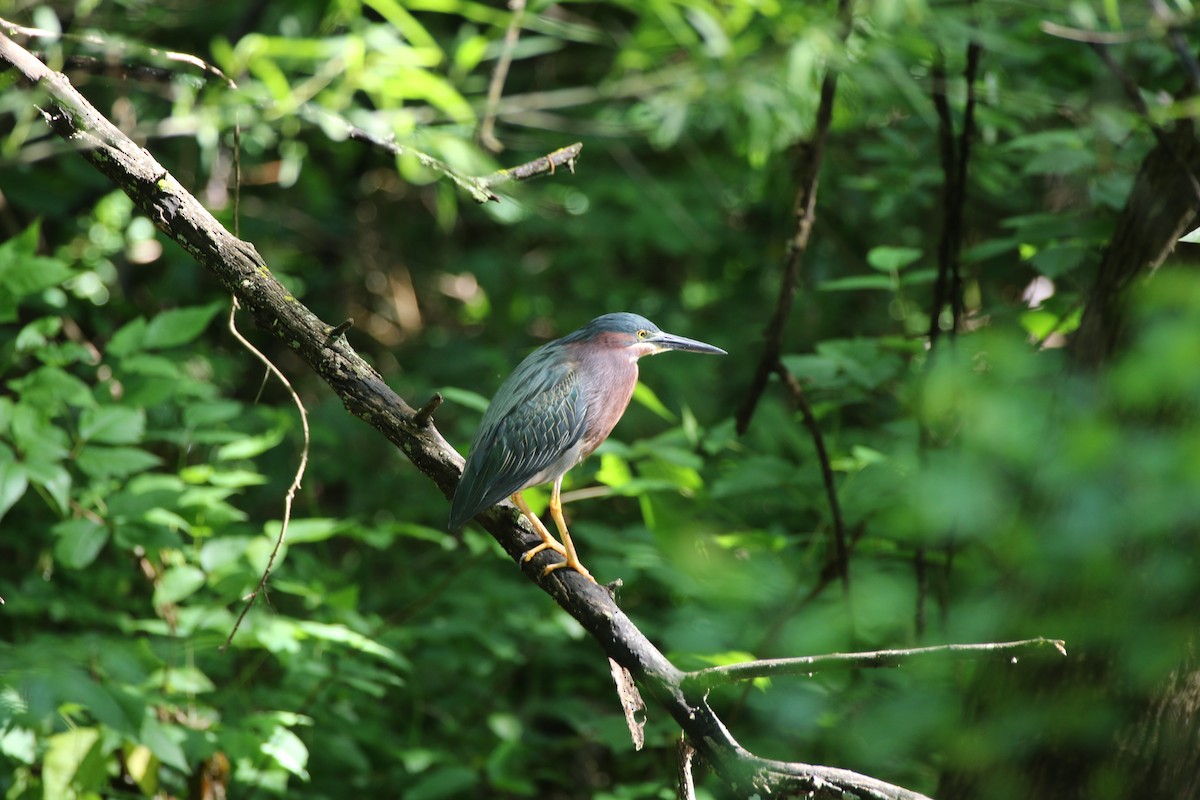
[1, 0, 1199, 798]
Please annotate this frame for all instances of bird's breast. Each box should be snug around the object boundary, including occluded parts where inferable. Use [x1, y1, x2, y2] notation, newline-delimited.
[576, 354, 639, 458]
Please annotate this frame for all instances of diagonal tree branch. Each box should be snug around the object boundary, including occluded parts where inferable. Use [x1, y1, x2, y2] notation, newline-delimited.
[775, 360, 850, 600]
[0, 31, 940, 800]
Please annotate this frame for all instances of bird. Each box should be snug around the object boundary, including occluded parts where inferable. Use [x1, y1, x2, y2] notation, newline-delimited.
[448, 312, 726, 582]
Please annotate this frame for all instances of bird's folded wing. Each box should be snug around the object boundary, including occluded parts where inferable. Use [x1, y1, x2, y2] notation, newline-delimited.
[449, 357, 586, 529]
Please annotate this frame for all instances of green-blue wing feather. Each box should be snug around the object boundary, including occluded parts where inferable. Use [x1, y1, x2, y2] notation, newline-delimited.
[448, 346, 586, 530]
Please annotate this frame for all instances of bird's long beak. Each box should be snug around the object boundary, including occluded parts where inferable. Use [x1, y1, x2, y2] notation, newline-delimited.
[645, 330, 727, 356]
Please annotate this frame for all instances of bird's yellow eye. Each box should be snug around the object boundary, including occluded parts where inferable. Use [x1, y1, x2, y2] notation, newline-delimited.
[637, 329, 648, 339]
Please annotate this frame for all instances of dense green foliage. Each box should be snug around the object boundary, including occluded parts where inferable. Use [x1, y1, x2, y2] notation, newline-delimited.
[2, 1, 1199, 798]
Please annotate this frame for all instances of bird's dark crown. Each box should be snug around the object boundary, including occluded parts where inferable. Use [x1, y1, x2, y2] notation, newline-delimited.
[561, 313, 659, 343]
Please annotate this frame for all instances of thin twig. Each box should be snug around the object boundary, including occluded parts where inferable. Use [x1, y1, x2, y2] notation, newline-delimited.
[336, 111, 583, 201]
[220, 298, 311, 652]
[326, 318, 354, 343]
[920, 36, 982, 636]
[953, 41, 981, 328]
[927, 56, 956, 346]
[0, 16, 237, 88]
[1039, 21, 1146, 45]
[478, 0, 526, 152]
[482, 142, 582, 186]
[413, 393, 444, 427]
[736, 0, 851, 434]
[682, 638, 1068, 691]
[914, 545, 927, 637]
[775, 362, 849, 599]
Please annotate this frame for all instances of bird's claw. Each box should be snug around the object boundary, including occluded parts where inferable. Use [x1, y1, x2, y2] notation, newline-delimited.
[542, 559, 596, 583]
[521, 539, 567, 562]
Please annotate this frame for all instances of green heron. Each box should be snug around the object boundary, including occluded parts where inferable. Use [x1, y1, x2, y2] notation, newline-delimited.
[448, 312, 726, 581]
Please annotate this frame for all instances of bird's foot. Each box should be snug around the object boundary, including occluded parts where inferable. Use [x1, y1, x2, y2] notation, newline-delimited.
[521, 538, 567, 562]
[542, 556, 596, 583]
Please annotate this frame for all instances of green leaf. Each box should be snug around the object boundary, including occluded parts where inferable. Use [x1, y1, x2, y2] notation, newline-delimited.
[439, 386, 490, 414]
[9, 365, 94, 410]
[183, 399, 244, 427]
[595, 453, 633, 489]
[52, 518, 108, 569]
[866, 246, 923, 272]
[145, 666, 216, 696]
[75, 445, 162, 479]
[140, 716, 190, 773]
[200, 535, 253, 573]
[142, 302, 224, 349]
[1031, 244, 1086, 278]
[154, 565, 206, 606]
[0, 459, 28, 524]
[79, 406, 146, 445]
[267, 517, 342, 544]
[818, 274, 894, 292]
[261, 726, 310, 780]
[14, 315, 62, 352]
[107, 316, 147, 357]
[632, 381, 677, 421]
[42, 728, 105, 799]
[899, 268, 939, 287]
[28, 461, 71, 515]
[0, 221, 76, 323]
[0, 727, 36, 764]
[406, 765, 479, 800]
[216, 428, 286, 461]
[296, 621, 410, 668]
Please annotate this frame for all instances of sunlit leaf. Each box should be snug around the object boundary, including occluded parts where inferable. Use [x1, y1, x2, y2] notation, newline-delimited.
[142, 303, 224, 350]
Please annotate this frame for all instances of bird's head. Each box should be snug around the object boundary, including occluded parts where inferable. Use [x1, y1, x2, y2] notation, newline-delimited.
[566, 312, 727, 361]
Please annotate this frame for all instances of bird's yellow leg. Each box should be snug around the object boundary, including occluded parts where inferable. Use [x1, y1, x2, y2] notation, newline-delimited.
[542, 480, 595, 583]
[512, 491, 567, 561]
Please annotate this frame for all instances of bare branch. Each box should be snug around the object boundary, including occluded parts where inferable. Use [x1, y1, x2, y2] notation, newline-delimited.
[928, 38, 981, 348]
[775, 362, 850, 599]
[0, 15, 237, 88]
[483, 142, 583, 186]
[1039, 21, 1147, 45]
[326, 318, 354, 343]
[478, 0, 526, 152]
[683, 638, 1069, 691]
[736, 0, 851, 434]
[413, 393, 444, 427]
[336, 110, 583, 200]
